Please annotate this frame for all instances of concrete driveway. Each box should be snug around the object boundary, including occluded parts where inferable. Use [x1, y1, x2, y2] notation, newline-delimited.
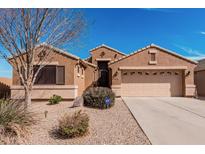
[123, 97, 205, 145]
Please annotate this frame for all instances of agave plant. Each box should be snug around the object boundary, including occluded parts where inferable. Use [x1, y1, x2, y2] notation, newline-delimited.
[0, 99, 36, 144]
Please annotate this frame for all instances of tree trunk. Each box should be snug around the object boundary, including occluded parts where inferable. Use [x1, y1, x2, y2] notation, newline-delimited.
[24, 88, 32, 109]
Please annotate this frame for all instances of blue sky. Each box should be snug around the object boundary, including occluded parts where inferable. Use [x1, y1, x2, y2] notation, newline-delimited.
[1, 8, 205, 78]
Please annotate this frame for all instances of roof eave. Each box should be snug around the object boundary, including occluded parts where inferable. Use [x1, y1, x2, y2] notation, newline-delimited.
[150, 44, 198, 65]
[89, 44, 126, 56]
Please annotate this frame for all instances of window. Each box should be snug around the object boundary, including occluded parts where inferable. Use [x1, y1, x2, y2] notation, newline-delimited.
[151, 53, 156, 61]
[77, 66, 80, 73]
[81, 68, 84, 76]
[149, 51, 157, 65]
[77, 65, 80, 76]
[114, 54, 117, 59]
[56, 66, 65, 85]
[34, 65, 65, 85]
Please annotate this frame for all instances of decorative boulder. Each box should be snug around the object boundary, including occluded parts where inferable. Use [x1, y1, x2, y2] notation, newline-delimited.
[72, 96, 83, 107]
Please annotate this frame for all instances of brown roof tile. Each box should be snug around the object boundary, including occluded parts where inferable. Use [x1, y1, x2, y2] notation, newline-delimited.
[0, 77, 12, 86]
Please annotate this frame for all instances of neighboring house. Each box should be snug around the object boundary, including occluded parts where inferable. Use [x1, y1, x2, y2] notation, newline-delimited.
[0, 77, 11, 99]
[195, 59, 205, 97]
[11, 43, 197, 100]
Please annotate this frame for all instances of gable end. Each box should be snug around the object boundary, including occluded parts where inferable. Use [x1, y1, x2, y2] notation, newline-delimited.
[109, 44, 197, 65]
[90, 44, 126, 56]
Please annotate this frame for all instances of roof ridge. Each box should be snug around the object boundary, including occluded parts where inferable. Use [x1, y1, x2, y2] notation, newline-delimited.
[39, 43, 97, 67]
[109, 44, 151, 64]
[90, 44, 126, 55]
[151, 44, 198, 64]
[38, 43, 80, 60]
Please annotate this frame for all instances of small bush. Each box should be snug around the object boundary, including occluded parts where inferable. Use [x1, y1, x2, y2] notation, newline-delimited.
[48, 95, 62, 105]
[0, 100, 35, 144]
[57, 110, 89, 138]
[83, 87, 115, 109]
[0, 99, 8, 105]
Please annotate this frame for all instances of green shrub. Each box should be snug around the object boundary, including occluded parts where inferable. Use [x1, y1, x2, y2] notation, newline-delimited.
[0, 99, 8, 105]
[0, 100, 35, 144]
[58, 110, 89, 138]
[83, 87, 115, 109]
[48, 95, 62, 105]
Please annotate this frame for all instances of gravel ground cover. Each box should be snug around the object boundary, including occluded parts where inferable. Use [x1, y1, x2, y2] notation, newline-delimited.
[27, 98, 150, 145]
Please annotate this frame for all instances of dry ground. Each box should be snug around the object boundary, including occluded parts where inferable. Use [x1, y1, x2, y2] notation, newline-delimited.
[27, 98, 150, 145]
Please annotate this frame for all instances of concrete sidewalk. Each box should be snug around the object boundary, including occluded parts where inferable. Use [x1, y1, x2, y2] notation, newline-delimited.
[123, 97, 205, 145]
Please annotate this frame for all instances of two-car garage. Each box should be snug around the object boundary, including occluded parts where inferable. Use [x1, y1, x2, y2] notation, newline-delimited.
[109, 44, 197, 98]
[120, 67, 185, 97]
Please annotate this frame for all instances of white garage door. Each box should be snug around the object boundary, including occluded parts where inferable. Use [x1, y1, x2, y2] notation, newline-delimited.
[121, 70, 183, 97]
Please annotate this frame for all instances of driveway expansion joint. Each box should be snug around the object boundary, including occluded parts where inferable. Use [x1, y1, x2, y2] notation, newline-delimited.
[157, 98, 205, 119]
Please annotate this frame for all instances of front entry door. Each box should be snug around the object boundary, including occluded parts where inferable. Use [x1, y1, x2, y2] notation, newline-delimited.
[97, 61, 109, 87]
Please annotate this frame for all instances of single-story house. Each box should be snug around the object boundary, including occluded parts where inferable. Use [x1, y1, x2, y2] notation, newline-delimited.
[11, 44, 97, 100]
[195, 59, 205, 97]
[11, 43, 197, 100]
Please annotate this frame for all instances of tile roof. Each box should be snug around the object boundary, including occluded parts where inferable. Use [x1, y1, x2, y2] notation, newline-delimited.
[37, 44, 97, 68]
[38, 43, 80, 60]
[90, 44, 126, 56]
[198, 58, 205, 62]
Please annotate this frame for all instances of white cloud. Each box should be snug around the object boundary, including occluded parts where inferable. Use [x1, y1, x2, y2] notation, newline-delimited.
[185, 56, 205, 61]
[176, 45, 205, 56]
[200, 31, 205, 35]
[175, 44, 205, 61]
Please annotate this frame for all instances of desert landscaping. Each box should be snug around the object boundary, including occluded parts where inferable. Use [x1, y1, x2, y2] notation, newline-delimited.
[26, 98, 150, 145]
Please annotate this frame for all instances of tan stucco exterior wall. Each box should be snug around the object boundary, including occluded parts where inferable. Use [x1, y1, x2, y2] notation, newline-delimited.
[91, 47, 125, 65]
[74, 64, 85, 96]
[11, 85, 78, 100]
[12, 46, 78, 86]
[109, 47, 197, 97]
[195, 59, 205, 97]
[195, 70, 205, 96]
[84, 64, 97, 90]
[11, 46, 80, 100]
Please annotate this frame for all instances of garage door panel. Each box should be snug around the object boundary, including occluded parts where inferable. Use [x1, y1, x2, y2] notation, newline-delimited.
[121, 70, 183, 97]
[121, 83, 171, 96]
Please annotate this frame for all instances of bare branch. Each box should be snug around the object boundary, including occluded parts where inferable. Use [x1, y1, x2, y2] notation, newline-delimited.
[0, 8, 85, 107]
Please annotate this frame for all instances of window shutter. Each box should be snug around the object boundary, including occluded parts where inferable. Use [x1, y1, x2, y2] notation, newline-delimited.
[56, 66, 65, 85]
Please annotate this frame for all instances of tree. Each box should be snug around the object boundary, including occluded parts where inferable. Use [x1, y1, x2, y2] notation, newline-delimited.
[0, 9, 85, 109]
